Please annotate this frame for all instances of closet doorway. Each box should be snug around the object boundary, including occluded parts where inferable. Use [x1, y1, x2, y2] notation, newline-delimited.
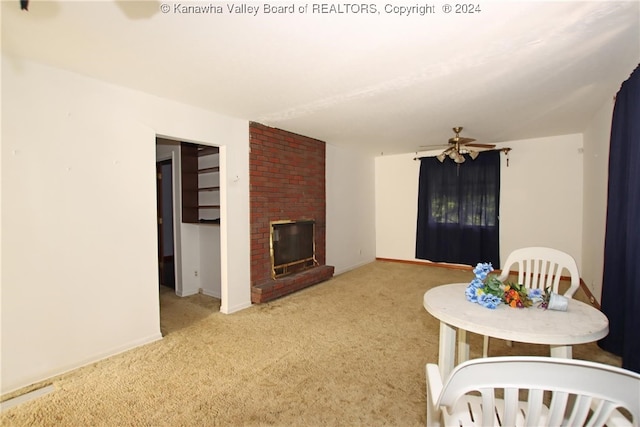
[155, 137, 222, 301]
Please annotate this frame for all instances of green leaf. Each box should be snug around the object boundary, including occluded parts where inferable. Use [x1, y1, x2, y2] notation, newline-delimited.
[483, 275, 505, 297]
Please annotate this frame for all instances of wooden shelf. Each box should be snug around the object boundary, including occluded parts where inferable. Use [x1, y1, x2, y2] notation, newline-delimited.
[198, 218, 220, 224]
[198, 166, 219, 174]
[182, 142, 220, 224]
[198, 146, 219, 156]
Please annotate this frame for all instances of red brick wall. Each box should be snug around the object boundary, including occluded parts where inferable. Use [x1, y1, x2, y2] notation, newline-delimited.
[249, 122, 327, 292]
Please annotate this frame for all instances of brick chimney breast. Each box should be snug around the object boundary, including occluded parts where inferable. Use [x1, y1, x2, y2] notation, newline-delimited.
[249, 122, 333, 303]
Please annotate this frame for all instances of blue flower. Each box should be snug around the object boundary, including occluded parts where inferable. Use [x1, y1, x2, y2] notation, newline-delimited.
[473, 262, 494, 280]
[465, 283, 484, 303]
[528, 288, 542, 297]
[478, 293, 502, 309]
[469, 277, 483, 287]
[467, 262, 505, 308]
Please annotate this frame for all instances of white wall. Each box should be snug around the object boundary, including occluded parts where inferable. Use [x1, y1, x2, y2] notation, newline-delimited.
[1, 57, 251, 394]
[375, 153, 420, 261]
[326, 144, 377, 274]
[582, 98, 615, 302]
[375, 134, 585, 269]
[499, 134, 584, 266]
[200, 225, 222, 298]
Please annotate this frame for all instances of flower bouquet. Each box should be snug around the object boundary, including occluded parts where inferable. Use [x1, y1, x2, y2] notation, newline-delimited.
[465, 262, 555, 310]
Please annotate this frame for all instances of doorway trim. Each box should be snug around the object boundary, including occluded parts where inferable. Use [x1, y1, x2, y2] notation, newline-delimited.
[156, 148, 182, 295]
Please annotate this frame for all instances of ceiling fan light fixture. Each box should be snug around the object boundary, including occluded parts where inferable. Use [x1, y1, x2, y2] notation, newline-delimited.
[421, 127, 497, 165]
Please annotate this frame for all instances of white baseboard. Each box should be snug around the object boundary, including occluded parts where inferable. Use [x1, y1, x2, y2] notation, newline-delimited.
[201, 289, 221, 299]
[221, 300, 252, 314]
[1, 385, 55, 411]
[332, 259, 375, 276]
[1, 333, 163, 397]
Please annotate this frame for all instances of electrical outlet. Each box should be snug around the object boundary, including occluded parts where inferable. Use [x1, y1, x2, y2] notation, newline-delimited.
[194, 270, 198, 277]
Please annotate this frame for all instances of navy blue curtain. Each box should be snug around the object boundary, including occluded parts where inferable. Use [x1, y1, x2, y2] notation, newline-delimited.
[415, 150, 500, 266]
[598, 65, 640, 373]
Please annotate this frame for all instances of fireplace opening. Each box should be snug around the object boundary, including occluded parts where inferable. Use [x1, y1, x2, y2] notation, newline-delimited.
[271, 220, 317, 278]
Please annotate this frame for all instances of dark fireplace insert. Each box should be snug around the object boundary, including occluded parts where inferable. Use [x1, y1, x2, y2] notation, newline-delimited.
[270, 219, 317, 278]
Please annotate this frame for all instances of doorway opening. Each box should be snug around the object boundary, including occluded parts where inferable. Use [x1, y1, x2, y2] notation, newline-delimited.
[156, 137, 223, 327]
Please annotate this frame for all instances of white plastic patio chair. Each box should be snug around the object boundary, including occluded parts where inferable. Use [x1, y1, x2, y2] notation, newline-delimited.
[426, 356, 640, 427]
[483, 246, 581, 357]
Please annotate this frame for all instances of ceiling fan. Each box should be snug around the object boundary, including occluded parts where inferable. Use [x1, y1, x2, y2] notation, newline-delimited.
[421, 127, 495, 163]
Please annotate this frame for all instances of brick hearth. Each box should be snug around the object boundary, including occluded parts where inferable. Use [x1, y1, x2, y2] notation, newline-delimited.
[252, 265, 335, 304]
[249, 122, 334, 304]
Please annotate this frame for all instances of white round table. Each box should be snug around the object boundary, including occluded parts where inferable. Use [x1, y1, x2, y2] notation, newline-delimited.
[423, 283, 609, 378]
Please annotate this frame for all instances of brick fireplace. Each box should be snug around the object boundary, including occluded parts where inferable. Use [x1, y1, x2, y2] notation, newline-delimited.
[249, 122, 334, 303]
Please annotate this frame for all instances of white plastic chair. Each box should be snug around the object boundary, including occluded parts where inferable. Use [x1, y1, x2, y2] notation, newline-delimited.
[483, 246, 581, 357]
[426, 356, 640, 427]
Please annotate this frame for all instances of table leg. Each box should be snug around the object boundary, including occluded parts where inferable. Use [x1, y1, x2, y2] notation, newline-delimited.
[439, 321, 456, 379]
[457, 329, 470, 364]
[550, 345, 572, 359]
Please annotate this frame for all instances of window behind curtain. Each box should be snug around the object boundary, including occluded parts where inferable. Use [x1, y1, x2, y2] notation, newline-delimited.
[416, 150, 500, 266]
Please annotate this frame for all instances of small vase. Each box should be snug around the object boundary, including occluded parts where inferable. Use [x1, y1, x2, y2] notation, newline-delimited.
[547, 292, 569, 311]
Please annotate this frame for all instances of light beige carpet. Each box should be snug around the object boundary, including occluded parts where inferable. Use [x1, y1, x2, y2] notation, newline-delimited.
[1, 261, 621, 426]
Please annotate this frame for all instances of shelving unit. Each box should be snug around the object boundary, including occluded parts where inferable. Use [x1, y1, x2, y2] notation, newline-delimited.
[197, 146, 220, 223]
[181, 143, 220, 224]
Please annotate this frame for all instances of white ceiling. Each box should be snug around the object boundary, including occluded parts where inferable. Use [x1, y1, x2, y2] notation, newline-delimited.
[2, 1, 639, 155]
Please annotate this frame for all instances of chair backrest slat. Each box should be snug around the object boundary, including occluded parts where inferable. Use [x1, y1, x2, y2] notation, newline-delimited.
[524, 388, 544, 426]
[586, 401, 619, 427]
[547, 390, 569, 425]
[480, 389, 497, 426]
[569, 395, 596, 426]
[502, 388, 520, 426]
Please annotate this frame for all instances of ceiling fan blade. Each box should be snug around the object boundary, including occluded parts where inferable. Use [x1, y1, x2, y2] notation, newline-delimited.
[449, 136, 476, 144]
[464, 143, 495, 148]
